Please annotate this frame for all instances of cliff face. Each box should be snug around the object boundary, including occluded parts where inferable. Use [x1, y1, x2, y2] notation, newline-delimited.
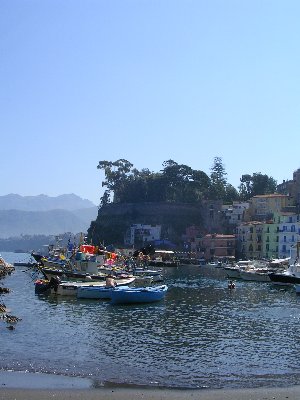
[88, 201, 224, 247]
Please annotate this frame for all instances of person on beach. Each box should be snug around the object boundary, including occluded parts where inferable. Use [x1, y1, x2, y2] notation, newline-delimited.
[106, 274, 116, 288]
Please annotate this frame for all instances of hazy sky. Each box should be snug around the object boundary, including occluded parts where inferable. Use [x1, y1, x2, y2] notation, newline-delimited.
[1, 1, 300, 205]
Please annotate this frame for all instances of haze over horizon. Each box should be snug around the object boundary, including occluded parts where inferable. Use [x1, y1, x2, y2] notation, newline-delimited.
[1, 1, 300, 205]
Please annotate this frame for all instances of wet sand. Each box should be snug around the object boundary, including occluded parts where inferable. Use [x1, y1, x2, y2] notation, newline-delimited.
[1, 386, 300, 400]
[0, 371, 300, 400]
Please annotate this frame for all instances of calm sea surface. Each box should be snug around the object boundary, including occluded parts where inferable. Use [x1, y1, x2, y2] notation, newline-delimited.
[1, 251, 300, 390]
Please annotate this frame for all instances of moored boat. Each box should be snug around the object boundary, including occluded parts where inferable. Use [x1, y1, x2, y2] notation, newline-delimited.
[239, 267, 271, 282]
[35, 276, 136, 296]
[268, 263, 300, 286]
[77, 285, 131, 299]
[148, 250, 180, 267]
[223, 260, 256, 279]
[110, 284, 168, 305]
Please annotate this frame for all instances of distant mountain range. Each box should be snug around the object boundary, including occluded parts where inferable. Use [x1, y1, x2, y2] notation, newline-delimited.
[0, 194, 98, 238]
[0, 193, 95, 211]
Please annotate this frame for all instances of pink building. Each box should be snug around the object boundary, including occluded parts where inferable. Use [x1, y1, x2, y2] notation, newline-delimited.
[198, 233, 236, 262]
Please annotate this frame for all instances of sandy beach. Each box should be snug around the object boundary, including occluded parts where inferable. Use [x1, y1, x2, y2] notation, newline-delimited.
[1, 385, 300, 400]
[1, 371, 300, 400]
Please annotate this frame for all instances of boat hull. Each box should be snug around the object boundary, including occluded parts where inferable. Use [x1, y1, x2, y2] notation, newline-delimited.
[148, 260, 179, 267]
[41, 267, 107, 282]
[41, 277, 136, 296]
[77, 285, 131, 299]
[110, 285, 168, 304]
[224, 267, 241, 279]
[239, 270, 270, 282]
[268, 272, 300, 285]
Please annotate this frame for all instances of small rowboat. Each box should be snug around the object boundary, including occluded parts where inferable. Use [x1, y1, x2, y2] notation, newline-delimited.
[110, 284, 168, 305]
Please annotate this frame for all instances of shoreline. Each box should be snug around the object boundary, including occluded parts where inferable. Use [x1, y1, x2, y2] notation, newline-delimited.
[1, 386, 300, 400]
[1, 371, 300, 400]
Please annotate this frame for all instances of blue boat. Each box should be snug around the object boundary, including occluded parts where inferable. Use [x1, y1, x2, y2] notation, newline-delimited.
[77, 285, 131, 299]
[110, 284, 168, 305]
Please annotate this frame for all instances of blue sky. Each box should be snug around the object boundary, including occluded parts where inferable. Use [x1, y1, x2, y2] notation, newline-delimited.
[1, 0, 300, 206]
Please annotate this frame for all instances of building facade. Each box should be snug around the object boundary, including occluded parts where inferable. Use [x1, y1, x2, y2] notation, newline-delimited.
[197, 233, 236, 262]
[277, 212, 300, 259]
[236, 221, 264, 259]
[124, 224, 161, 247]
[245, 194, 293, 222]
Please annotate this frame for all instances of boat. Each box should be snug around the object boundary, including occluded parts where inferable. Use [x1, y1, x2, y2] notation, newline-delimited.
[13, 261, 38, 268]
[239, 266, 271, 282]
[132, 267, 163, 282]
[35, 276, 136, 296]
[148, 250, 180, 267]
[223, 260, 256, 279]
[110, 284, 168, 305]
[268, 262, 300, 285]
[77, 285, 131, 299]
[32, 243, 125, 282]
[207, 261, 222, 268]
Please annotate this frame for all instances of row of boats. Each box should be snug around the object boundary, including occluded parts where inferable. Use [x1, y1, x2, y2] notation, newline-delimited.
[34, 276, 168, 304]
[16, 239, 300, 302]
[214, 257, 300, 294]
[29, 244, 170, 304]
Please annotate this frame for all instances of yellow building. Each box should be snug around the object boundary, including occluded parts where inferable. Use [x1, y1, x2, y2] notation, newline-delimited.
[245, 194, 293, 222]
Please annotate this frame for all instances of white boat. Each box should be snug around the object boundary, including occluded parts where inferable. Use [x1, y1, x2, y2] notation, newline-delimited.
[47, 276, 136, 296]
[148, 250, 180, 267]
[207, 261, 221, 268]
[133, 267, 163, 283]
[223, 260, 256, 279]
[239, 267, 271, 282]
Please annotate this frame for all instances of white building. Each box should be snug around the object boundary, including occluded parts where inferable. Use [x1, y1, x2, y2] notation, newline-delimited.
[278, 212, 300, 259]
[222, 201, 249, 226]
[124, 224, 161, 247]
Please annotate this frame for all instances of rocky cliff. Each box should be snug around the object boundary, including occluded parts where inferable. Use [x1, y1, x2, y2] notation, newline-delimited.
[88, 201, 224, 247]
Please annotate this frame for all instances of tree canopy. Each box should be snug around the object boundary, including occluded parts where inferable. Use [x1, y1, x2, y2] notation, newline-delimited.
[238, 173, 277, 200]
[97, 158, 277, 206]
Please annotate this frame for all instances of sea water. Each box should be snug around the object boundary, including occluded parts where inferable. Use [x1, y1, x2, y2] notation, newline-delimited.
[1, 251, 300, 390]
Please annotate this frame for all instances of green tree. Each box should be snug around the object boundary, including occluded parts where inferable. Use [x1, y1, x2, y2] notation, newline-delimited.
[97, 159, 134, 203]
[209, 157, 227, 200]
[238, 172, 277, 200]
[238, 174, 253, 200]
[161, 160, 194, 202]
[161, 160, 211, 202]
[224, 184, 240, 203]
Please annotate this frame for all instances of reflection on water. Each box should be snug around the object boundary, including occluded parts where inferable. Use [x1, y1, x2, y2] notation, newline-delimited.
[1, 252, 300, 389]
